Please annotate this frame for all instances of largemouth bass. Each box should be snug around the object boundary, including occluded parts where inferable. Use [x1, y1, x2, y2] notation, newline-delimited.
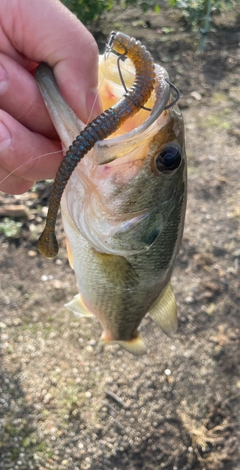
[36, 33, 187, 355]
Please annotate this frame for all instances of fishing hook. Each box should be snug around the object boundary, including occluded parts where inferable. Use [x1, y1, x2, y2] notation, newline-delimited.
[117, 55, 152, 112]
[116, 56, 180, 112]
[164, 79, 181, 109]
[105, 31, 117, 59]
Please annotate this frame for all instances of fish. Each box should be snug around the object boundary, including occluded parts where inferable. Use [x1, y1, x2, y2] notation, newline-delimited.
[36, 33, 187, 355]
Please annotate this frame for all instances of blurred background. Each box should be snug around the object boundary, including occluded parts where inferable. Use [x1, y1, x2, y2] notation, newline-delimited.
[0, 1, 240, 469]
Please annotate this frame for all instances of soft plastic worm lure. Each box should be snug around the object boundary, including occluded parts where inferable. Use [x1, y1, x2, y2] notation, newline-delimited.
[37, 31, 156, 258]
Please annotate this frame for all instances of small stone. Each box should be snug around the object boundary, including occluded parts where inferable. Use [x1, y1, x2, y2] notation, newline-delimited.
[205, 303, 217, 315]
[41, 274, 54, 282]
[43, 392, 52, 404]
[27, 250, 37, 257]
[52, 279, 63, 289]
[190, 91, 202, 100]
[105, 376, 114, 384]
[41, 206, 48, 217]
[29, 223, 38, 233]
[33, 403, 42, 411]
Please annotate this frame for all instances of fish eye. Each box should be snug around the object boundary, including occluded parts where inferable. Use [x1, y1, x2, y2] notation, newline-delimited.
[154, 144, 182, 175]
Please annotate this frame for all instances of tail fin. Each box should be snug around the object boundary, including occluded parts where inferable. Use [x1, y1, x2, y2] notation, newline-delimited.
[101, 332, 147, 356]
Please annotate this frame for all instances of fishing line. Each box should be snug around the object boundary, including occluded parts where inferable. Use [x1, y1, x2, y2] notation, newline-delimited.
[85, 67, 105, 126]
[0, 150, 62, 186]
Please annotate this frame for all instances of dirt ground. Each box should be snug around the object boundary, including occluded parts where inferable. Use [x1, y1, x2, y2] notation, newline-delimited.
[0, 3, 240, 470]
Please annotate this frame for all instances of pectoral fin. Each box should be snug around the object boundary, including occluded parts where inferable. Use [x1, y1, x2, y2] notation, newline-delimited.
[149, 283, 178, 335]
[100, 332, 147, 356]
[64, 294, 93, 318]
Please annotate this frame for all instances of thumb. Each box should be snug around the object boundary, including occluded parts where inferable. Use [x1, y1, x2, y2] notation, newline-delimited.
[3, 0, 102, 122]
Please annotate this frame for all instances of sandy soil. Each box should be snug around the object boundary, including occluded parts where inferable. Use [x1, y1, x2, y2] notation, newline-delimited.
[0, 4, 240, 470]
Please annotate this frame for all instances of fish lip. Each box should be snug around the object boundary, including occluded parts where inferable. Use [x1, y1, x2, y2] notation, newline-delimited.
[93, 64, 171, 164]
[35, 63, 85, 143]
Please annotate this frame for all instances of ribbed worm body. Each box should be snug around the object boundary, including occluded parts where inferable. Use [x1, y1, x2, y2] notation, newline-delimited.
[37, 31, 156, 258]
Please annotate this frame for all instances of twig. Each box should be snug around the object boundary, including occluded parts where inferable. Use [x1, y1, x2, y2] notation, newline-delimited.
[105, 390, 128, 409]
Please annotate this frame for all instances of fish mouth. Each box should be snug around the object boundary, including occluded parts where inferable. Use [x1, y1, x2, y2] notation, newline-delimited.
[92, 54, 171, 165]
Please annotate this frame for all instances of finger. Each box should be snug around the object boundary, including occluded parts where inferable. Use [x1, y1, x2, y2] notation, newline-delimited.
[3, 0, 102, 123]
[0, 110, 63, 193]
[0, 53, 58, 138]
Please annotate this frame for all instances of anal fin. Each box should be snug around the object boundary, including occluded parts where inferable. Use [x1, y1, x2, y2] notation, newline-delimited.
[64, 294, 93, 318]
[149, 283, 178, 335]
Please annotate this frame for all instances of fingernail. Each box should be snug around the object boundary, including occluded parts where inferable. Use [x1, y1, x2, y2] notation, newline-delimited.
[86, 89, 102, 121]
[0, 64, 9, 94]
[0, 122, 12, 151]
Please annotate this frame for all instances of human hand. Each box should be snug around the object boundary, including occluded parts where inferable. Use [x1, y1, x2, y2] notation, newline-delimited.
[0, 0, 102, 194]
